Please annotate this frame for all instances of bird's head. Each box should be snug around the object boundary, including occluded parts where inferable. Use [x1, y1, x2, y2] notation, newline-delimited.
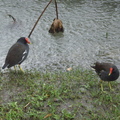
[17, 37, 31, 44]
[25, 38, 31, 44]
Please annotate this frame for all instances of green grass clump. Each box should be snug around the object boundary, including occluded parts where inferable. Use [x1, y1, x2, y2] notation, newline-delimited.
[0, 68, 120, 120]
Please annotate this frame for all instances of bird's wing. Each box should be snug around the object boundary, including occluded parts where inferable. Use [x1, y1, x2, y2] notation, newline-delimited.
[6, 43, 27, 66]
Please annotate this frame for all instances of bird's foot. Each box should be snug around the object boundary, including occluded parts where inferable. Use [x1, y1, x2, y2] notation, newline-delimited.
[110, 88, 114, 91]
[101, 90, 108, 94]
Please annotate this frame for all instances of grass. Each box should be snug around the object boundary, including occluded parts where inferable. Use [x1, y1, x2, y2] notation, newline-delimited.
[0, 68, 120, 120]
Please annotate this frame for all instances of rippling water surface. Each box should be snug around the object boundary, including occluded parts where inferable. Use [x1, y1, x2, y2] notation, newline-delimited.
[0, 0, 120, 74]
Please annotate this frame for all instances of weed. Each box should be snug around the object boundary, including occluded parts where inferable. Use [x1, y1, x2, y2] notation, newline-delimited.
[0, 69, 120, 119]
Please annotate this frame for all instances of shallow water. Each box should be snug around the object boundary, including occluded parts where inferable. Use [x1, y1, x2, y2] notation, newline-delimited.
[0, 0, 120, 75]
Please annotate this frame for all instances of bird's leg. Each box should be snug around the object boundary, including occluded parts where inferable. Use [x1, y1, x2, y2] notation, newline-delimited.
[99, 80, 107, 93]
[18, 64, 24, 73]
[108, 82, 114, 91]
[14, 66, 17, 71]
[100, 80, 104, 91]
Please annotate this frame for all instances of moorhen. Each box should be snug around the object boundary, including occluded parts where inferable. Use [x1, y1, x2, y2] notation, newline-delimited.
[91, 62, 119, 92]
[2, 37, 31, 72]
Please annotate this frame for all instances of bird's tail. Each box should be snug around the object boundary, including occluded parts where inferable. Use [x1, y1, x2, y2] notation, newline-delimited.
[91, 65, 95, 69]
[2, 63, 8, 69]
[91, 62, 98, 69]
[91, 62, 101, 70]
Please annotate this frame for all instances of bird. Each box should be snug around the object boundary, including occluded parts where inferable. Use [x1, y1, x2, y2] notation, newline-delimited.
[2, 37, 31, 72]
[91, 62, 119, 92]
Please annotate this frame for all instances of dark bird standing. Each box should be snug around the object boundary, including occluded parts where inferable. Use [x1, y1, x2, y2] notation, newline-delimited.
[2, 37, 31, 72]
[91, 62, 119, 92]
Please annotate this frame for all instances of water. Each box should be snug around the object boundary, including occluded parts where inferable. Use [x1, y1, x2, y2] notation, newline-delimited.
[0, 0, 120, 75]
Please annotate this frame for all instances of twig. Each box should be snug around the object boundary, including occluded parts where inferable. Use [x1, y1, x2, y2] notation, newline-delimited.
[7, 14, 16, 22]
[28, 0, 52, 38]
[24, 102, 31, 108]
[54, 0, 58, 19]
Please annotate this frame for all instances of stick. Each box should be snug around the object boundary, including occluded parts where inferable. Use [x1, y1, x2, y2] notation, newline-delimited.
[54, 0, 58, 19]
[8, 14, 16, 22]
[28, 0, 52, 38]
[24, 102, 31, 109]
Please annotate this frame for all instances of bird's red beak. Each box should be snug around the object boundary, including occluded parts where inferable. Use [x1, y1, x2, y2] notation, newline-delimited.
[25, 38, 31, 44]
[108, 68, 113, 76]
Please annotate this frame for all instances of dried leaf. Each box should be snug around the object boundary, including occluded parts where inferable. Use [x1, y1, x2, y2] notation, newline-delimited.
[44, 113, 52, 119]
[67, 67, 72, 71]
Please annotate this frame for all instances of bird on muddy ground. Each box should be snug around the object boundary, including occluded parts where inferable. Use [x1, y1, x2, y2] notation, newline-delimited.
[91, 62, 119, 92]
[2, 37, 31, 72]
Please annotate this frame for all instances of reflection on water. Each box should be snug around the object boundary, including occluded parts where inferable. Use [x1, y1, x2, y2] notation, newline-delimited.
[0, 0, 120, 75]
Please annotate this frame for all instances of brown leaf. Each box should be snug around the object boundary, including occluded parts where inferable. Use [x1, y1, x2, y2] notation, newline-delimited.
[44, 113, 52, 119]
[67, 67, 72, 71]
